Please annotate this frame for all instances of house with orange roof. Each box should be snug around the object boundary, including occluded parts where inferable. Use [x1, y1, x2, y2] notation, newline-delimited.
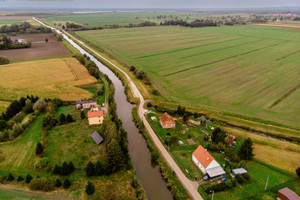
[87, 105, 104, 125]
[192, 145, 225, 178]
[160, 112, 176, 129]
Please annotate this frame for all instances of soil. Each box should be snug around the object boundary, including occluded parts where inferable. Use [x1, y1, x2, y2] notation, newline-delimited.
[0, 34, 70, 61]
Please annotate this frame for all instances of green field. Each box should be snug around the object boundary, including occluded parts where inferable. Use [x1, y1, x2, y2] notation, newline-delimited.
[76, 25, 300, 128]
[0, 19, 23, 25]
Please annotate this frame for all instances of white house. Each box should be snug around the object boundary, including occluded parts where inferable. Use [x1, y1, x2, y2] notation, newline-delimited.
[192, 145, 225, 178]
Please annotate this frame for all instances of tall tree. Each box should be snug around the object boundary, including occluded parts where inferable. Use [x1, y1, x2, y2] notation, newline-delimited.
[238, 138, 254, 160]
[85, 162, 95, 177]
[35, 142, 43, 155]
[296, 167, 300, 178]
[106, 139, 124, 173]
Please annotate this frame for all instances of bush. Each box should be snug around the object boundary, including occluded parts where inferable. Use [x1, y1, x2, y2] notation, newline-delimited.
[85, 181, 95, 195]
[66, 114, 74, 123]
[12, 123, 24, 137]
[59, 113, 66, 124]
[0, 56, 9, 65]
[130, 66, 136, 71]
[147, 102, 153, 108]
[42, 113, 57, 130]
[29, 178, 54, 192]
[25, 174, 33, 183]
[224, 179, 234, 189]
[238, 160, 248, 169]
[53, 98, 63, 107]
[35, 142, 43, 155]
[152, 89, 159, 95]
[80, 111, 85, 119]
[236, 174, 244, 184]
[34, 157, 50, 169]
[7, 173, 14, 181]
[33, 98, 46, 112]
[17, 176, 24, 182]
[151, 151, 159, 162]
[242, 173, 251, 181]
[63, 178, 71, 189]
[296, 167, 300, 178]
[55, 178, 62, 187]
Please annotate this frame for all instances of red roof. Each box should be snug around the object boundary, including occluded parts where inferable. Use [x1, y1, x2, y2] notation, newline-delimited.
[88, 110, 104, 118]
[193, 145, 215, 168]
[160, 112, 176, 125]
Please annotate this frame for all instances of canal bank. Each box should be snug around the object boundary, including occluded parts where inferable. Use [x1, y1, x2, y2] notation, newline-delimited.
[33, 18, 173, 200]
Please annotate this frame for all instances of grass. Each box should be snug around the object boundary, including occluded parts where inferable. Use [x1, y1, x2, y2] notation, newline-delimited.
[0, 19, 23, 25]
[0, 57, 97, 108]
[75, 25, 300, 128]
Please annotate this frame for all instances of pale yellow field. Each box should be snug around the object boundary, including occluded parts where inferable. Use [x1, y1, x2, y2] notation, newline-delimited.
[0, 58, 97, 109]
[222, 126, 300, 173]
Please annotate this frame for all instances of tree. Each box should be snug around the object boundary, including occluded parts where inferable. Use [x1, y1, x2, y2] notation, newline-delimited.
[296, 167, 300, 178]
[0, 120, 7, 131]
[85, 162, 95, 177]
[42, 113, 57, 129]
[59, 113, 66, 124]
[238, 138, 254, 160]
[56, 34, 63, 41]
[66, 114, 74, 123]
[85, 181, 95, 195]
[106, 139, 124, 173]
[183, 114, 188, 124]
[25, 174, 33, 183]
[35, 142, 43, 155]
[63, 179, 71, 189]
[45, 38, 48, 43]
[94, 160, 103, 176]
[24, 99, 33, 114]
[68, 161, 75, 173]
[53, 164, 61, 175]
[33, 98, 46, 112]
[12, 123, 24, 137]
[55, 179, 62, 187]
[212, 127, 226, 144]
[80, 111, 85, 119]
[7, 173, 14, 181]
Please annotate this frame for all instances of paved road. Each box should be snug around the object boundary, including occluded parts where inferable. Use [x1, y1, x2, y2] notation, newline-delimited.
[33, 17, 203, 200]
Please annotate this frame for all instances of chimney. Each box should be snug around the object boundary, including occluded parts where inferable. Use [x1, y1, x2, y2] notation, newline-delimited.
[207, 156, 209, 160]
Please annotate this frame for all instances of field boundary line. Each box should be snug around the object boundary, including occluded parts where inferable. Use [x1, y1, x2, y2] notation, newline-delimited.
[268, 82, 300, 109]
[164, 41, 288, 77]
[276, 50, 300, 61]
[133, 37, 244, 59]
[181, 38, 266, 59]
[63, 59, 79, 81]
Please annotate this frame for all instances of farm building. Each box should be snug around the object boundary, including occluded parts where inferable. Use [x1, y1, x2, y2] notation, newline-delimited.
[160, 112, 176, 129]
[192, 145, 225, 178]
[277, 187, 300, 200]
[88, 108, 104, 126]
[13, 39, 27, 44]
[90, 131, 103, 145]
[232, 168, 247, 177]
[75, 99, 97, 110]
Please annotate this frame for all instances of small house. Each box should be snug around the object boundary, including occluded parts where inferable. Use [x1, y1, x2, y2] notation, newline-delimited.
[192, 145, 225, 178]
[232, 168, 247, 177]
[75, 99, 97, 110]
[88, 109, 104, 126]
[90, 131, 103, 145]
[277, 187, 300, 200]
[160, 112, 176, 129]
[14, 39, 27, 44]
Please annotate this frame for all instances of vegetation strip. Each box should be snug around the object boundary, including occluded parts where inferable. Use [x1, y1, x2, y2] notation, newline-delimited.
[164, 41, 288, 76]
[276, 50, 300, 61]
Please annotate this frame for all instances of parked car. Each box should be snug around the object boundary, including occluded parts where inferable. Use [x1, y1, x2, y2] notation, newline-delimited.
[221, 177, 229, 182]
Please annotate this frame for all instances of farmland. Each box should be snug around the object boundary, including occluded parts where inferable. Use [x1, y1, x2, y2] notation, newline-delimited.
[0, 33, 70, 61]
[76, 25, 300, 128]
[0, 57, 97, 111]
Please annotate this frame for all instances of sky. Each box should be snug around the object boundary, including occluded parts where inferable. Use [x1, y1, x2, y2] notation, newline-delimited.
[1, 0, 300, 9]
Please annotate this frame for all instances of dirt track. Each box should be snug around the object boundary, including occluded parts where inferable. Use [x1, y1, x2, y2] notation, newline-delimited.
[0, 33, 70, 61]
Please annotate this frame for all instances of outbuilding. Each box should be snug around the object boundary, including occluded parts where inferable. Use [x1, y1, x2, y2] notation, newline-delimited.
[232, 168, 248, 177]
[90, 131, 103, 145]
[75, 99, 97, 110]
[277, 187, 300, 200]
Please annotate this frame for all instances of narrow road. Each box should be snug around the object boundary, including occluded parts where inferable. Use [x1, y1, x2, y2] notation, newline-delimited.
[33, 17, 203, 200]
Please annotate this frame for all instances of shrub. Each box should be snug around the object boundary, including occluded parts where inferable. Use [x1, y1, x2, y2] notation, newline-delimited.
[85, 181, 95, 195]
[66, 114, 74, 123]
[35, 142, 43, 155]
[80, 111, 85, 119]
[53, 98, 63, 107]
[0, 56, 9, 65]
[236, 174, 244, 184]
[55, 179, 62, 187]
[63, 179, 71, 189]
[59, 113, 66, 124]
[17, 176, 24, 182]
[25, 174, 33, 183]
[29, 178, 54, 192]
[130, 66, 136, 71]
[42, 113, 57, 129]
[224, 179, 234, 189]
[238, 160, 248, 169]
[152, 89, 159, 95]
[242, 173, 251, 181]
[12, 123, 24, 137]
[151, 151, 159, 162]
[34, 157, 50, 169]
[147, 102, 153, 108]
[7, 173, 14, 181]
[296, 167, 300, 178]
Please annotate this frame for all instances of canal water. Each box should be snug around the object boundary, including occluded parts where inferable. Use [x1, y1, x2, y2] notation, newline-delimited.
[35, 18, 173, 200]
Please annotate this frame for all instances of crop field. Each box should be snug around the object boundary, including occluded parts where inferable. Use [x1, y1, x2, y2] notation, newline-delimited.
[0, 57, 96, 111]
[76, 25, 300, 127]
[0, 33, 71, 61]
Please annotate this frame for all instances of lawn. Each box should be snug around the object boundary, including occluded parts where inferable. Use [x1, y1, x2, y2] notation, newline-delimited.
[0, 57, 97, 109]
[76, 25, 300, 128]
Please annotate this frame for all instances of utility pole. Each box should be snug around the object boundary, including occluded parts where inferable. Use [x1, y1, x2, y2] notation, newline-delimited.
[265, 174, 269, 191]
